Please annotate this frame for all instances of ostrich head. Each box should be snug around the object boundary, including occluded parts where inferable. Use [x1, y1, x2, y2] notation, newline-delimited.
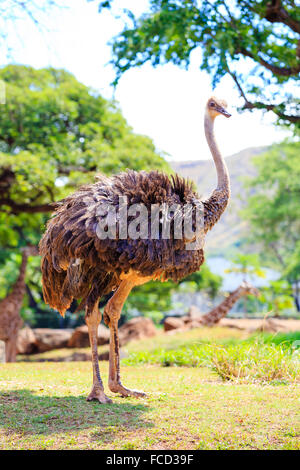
[206, 96, 231, 119]
[241, 281, 260, 298]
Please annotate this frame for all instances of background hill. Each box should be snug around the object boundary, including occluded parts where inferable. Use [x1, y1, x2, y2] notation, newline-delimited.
[171, 147, 267, 255]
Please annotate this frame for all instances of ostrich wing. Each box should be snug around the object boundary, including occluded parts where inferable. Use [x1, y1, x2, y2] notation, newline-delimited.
[39, 182, 118, 315]
[39, 171, 205, 316]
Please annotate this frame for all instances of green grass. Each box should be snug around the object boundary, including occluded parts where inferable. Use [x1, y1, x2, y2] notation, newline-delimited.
[123, 330, 300, 385]
[210, 342, 299, 383]
[250, 331, 300, 347]
[0, 363, 299, 450]
[1, 327, 299, 449]
[123, 343, 299, 384]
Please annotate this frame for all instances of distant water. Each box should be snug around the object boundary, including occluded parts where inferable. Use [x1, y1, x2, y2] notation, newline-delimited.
[169, 256, 280, 316]
[206, 257, 280, 291]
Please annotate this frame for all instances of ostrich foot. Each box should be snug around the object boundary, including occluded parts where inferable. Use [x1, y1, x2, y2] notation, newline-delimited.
[109, 382, 147, 398]
[87, 386, 112, 404]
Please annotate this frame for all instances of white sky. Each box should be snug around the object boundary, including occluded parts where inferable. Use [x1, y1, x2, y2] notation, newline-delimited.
[1, 0, 288, 161]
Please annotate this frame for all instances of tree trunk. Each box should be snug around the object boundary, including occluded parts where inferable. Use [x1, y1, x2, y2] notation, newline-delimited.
[293, 280, 300, 312]
[293, 295, 300, 312]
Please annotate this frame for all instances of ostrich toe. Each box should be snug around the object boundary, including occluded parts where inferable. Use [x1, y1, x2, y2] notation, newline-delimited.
[87, 387, 112, 404]
[109, 382, 147, 398]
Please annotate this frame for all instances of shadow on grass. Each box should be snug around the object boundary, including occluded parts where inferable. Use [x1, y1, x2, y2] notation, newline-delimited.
[0, 389, 153, 442]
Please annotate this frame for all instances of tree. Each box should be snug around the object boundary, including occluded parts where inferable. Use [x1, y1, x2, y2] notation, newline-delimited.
[243, 140, 300, 311]
[0, 0, 60, 58]
[225, 254, 266, 282]
[259, 280, 294, 317]
[180, 262, 222, 299]
[0, 65, 169, 325]
[0, 65, 168, 226]
[96, 0, 300, 130]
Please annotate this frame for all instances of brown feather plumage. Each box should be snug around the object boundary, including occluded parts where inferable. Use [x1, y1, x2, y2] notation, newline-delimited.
[40, 170, 228, 316]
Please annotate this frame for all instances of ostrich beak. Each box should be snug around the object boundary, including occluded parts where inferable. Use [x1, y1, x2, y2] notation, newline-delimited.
[217, 106, 231, 118]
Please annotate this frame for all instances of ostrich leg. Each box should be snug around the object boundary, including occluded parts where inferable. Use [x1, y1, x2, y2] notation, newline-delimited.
[104, 277, 147, 398]
[86, 302, 112, 404]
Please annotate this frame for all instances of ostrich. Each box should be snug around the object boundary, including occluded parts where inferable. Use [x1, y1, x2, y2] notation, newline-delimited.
[40, 97, 231, 403]
[0, 245, 38, 362]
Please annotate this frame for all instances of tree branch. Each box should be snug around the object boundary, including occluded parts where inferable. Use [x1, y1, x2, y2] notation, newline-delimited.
[239, 47, 300, 77]
[243, 100, 300, 123]
[226, 61, 299, 123]
[269, 242, 287, 268]
[264, 0, 300, 34]
[226, 65, 251, 105]
[57, 164, 97, 175]
[0, 198, 58, 214]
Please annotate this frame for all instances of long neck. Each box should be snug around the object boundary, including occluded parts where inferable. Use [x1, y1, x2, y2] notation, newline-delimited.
[204, 112, 229, 189]
[201, 287, 243, 325]
[203, 112, 230, 232]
